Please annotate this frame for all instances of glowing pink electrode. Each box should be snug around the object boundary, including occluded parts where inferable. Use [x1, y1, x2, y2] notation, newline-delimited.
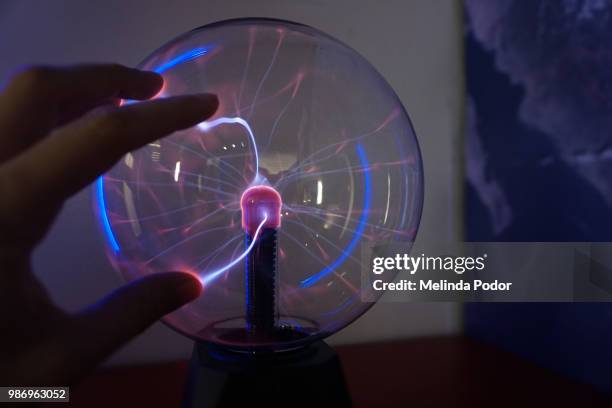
[240, 185, 282, 236]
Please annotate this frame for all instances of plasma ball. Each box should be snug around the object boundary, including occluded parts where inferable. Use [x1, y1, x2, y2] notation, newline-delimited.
[95, 18, 424, 351]
[240, 185, 282, 236]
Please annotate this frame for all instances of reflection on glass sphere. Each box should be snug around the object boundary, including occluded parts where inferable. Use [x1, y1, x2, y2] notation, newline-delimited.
[95, 18, 423, 351]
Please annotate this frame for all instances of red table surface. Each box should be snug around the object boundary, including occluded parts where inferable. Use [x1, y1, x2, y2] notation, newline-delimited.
[64, 336, 610, 407]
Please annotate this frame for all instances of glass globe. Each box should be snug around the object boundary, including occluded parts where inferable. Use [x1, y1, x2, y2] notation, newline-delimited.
[94, 18, 423, 351]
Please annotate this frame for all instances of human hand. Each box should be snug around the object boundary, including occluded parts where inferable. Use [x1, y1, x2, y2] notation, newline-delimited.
[0, 64, 218, 385]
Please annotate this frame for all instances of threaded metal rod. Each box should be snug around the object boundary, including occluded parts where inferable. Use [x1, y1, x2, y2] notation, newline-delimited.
[245, 228, 277, 336]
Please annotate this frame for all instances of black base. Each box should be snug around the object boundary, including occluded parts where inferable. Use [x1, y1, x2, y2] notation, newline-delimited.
[182, 340, 352, 408]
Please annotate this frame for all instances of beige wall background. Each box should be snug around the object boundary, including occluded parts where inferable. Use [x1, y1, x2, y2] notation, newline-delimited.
[0, 0, 464, 365]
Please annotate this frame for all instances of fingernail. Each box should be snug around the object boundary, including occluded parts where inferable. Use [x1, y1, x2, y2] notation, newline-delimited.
[198, 93, 219, 105]
[139, 69, 163, 85]
[195, 93, 219, 117]
[141, 69, 161, 78]
[175, 273, 203, 301]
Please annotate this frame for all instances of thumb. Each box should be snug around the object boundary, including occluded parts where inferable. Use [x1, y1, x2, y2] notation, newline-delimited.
[60, 272, 201, 383]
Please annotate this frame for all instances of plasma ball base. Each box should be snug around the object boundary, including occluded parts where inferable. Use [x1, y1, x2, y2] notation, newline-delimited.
[182, 340, 352, 408]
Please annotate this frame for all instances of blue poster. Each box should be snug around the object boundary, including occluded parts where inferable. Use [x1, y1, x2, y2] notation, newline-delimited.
[465, 0, 612, 391]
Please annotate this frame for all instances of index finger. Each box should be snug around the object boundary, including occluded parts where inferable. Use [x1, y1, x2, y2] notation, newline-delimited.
[0, 64, 164, 162]
[2, 93, 218, 214]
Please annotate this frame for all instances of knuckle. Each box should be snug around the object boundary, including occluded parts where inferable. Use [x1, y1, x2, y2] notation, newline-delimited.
[11, 66, 56, 92]
[106, 63, 125, 74]
[0, 166, 28, 240]
[0, 165, 22, 214]
[97, 64, 123, 94]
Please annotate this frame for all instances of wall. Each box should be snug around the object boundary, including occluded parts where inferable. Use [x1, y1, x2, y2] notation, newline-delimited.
[0, 0, 464, 364]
